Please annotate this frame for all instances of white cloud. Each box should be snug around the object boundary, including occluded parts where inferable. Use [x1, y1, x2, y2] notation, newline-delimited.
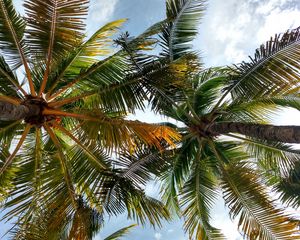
[87, 0, 119, 34]
[154, 232, 162, 240]
[197, 0, 300, 66]
[257, 7, 300, 42]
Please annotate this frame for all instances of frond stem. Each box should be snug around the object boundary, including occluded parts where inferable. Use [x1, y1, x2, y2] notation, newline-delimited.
[44, 124, 78, 208]
[38, 0, 58, 96]
[0, 124, 31, 175]
[0, 0, 35, 95]
[43, 108, 99, 121]
[0, 95, 21, 105]
[0, 66, 27, 96]
[53, 122, 107, 169]
[48, 91, 96, 108]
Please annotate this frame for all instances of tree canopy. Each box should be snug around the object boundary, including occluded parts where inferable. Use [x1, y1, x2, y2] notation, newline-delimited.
[0, 0, 300, 239]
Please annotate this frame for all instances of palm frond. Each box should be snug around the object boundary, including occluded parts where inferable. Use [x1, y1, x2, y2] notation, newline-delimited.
[224, 98, 279, 124]
[275, 162, 300, 208]
[0, 120, 22, 146]
[0, 55, 26, 96]
[44, 124, 77, 208]
[24, 0, 89, 61]
[160, 137, 197, 215]
[103, 178, 170, 227]
[10, 196, 103, 240]
[47, 16, 168, 101]
[67, 197, 104, 240]
[242, 137, 300, 183]
[191, 68, 228, 116]
[44, 19, 126, 96]
[54, 123, 108, 169]
[0, 124, 31, 175]
[225, 95, 300, 126]
[0, 147, 17, 203]
[0, 0, 27, 69]
[211, 142, 299, 240]
[225, 26, 300, 102]
[161, 0, 206, 60]
[104, 224, 137, 240]
[67, 110, 181, 151]
[1, 128, 43, 223]
[180, 149, 225, 240]
[0, 0, 35, 95]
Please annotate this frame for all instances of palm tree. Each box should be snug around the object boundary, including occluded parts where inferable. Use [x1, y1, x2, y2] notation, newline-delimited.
[0, 0, 200, 238]
[157, 26, 300, 239]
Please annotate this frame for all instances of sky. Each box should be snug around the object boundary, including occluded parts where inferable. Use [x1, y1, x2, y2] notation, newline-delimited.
[1, 0, 300, 239]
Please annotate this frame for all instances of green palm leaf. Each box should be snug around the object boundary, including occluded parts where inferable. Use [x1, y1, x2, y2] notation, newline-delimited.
[45, 19, 126, 95]
[161, 0, 206, 60]
[104, 224, 137, 240]
[0, 147, 17, 203]
[211, 142, 299, 240]
[0, 55, 24, 97]
[225, 26, 300, 102]
[1, 129, 43, 223]
[10, 197, 104, 240]
[0, 0, 27, 69]
[24, 0, 89, 62]
[180, 149, 225, 240]
[276, 162, 300, 208]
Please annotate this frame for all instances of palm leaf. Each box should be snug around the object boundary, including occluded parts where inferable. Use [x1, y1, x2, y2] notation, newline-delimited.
[211, 142, 299, 240]
[0, 0, 34, 94]
[104, 224, 137, 240]
[10, 196, 103, 240]
[103, 178, 170, 227]
[71, 110, 181, 151]
[161, 0, 206, 60]
[47, 16, 169, 101]
[191, 68, 228, 115]
[0, 120, 22, 146]
[0, 55, 25, 97]
[24, 0, 89, 61]
[0, 124, 31, 175]
[44, 124, 77, 208]
[67, 197, 104, 240]
[242, 137, 300, 182]
[1, 128, 43, 224]
[275, 162, 300, 208]
[225, 26, 300, 102]
[0, 147, 17, 203]
[0, 0, 27, 69]
[180, 149, 225, 240]
[160, 136, 197, 215]
[45, 19, 126, 95]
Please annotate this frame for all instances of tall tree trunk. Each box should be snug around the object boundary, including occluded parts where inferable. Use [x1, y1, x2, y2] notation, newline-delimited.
[209, 122, 300, 143]
[0, 101, 39, 121]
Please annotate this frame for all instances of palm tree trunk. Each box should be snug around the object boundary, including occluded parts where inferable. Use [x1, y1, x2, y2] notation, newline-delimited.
[209, 122, 300, 143]
[0, 101, 39, 121]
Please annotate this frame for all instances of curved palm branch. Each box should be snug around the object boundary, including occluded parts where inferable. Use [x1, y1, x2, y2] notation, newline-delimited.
[161, 0, 206, 60]
[104, 224, 136, 240]
[217, 26, 300, 108]
[210, 141, 298, 240]
[275, 161, 300, 208]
